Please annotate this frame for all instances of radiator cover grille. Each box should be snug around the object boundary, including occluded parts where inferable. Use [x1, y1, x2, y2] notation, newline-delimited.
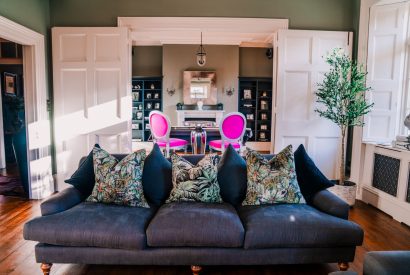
[372, 153, 400, 197]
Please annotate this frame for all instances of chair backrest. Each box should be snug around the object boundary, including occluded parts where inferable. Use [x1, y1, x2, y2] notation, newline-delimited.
[219, 112, 246, 142]
[149, 111, 171, 141]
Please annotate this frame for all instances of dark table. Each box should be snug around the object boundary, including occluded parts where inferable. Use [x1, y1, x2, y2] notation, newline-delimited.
[170, 127, 253, 153]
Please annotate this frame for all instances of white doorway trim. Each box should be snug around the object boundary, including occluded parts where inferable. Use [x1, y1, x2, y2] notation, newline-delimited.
[0, 15, 53, 199]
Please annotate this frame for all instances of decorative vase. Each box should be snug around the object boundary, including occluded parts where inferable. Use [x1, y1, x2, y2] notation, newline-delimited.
[197, 100, 203, 111]
[328, 180, 357, 206]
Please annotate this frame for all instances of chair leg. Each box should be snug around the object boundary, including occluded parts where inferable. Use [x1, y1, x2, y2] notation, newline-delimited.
[191, 265, 202, 275]
[338, 262, 349, 271]
[41, 263, 52, 275]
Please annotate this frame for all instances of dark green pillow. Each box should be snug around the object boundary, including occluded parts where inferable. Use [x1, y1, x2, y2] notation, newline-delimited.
[217, 144, 247, 206]
[64, 144, 100, 197]
[142, 144, 172, 206]
[294, 144, 334, 202]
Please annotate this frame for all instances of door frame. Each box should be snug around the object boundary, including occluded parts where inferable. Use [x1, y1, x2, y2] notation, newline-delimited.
[0, 16, 50, 199]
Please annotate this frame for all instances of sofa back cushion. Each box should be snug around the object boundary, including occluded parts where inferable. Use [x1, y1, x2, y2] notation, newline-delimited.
[65, 144, 100, 197]
[294, 144, 334, 202]
[217, 144, 247, 206]
[142, 144, 172, 206]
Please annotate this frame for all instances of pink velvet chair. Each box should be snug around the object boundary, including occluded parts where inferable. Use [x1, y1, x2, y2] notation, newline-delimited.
[209, 112, 246, 153]
[149, 111, 188, 157]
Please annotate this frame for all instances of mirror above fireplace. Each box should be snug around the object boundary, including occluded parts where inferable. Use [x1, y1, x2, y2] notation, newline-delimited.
[183, 71, 217, 105]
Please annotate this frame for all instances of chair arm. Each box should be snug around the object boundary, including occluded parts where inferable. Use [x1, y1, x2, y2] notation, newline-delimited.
[310, 189, 349, 220]
[40, 187, 84, 216]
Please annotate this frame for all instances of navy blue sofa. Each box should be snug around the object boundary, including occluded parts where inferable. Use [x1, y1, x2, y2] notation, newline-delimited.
[24, 155, 363, 275]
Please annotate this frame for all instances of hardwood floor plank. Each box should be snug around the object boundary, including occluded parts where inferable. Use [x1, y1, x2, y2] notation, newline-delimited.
[0, 195, 409, 275]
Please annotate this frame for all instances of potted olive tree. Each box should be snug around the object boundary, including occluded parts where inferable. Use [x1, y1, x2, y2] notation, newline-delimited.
[315, 48, 373, 206]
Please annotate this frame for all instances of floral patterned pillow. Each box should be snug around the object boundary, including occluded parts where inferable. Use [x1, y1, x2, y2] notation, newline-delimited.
[86, 147, 149, 208]
[243, 145, 306, 206]
[166, 153, 222, 203]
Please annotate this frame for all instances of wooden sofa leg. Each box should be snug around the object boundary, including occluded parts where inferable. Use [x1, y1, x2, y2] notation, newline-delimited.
[338, 262, 349, 271]
[191, 265, 202, 275]
[41, 263, 52, 275]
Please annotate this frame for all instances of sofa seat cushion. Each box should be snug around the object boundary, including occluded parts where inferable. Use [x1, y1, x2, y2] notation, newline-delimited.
[146, 202, 244, 247]
[24, 202, 156, 250]
[239, 204, 363, 249]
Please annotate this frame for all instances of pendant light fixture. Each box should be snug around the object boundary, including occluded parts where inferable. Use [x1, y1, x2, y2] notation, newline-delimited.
[196, 32, 206, 67]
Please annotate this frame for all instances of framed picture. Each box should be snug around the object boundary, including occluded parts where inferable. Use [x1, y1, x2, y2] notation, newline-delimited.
[132, 91, 140, 101]
[260, 100, 268, 110]
[4, 72, 17, 95]
[154, 102, 160, 109]
[146, 102, 152, 110]
[259, 132, 266, 140]
[154, 93, 159, 99]
[261, 113, 267, 120]
[244, 89, 252, 99]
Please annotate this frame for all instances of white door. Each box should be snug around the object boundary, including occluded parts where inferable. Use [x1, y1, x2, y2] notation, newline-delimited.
[363, 2, 409, 143]
[275, 29, 352, 179]
[52, 27, 132, 189]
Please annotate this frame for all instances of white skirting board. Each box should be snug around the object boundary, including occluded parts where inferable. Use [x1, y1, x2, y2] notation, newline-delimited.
[361, 186, 410, 227]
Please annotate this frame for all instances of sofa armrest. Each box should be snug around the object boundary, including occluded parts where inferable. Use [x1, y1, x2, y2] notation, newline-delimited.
[310, 189, 349, 220]
[40, 187, 84, 216]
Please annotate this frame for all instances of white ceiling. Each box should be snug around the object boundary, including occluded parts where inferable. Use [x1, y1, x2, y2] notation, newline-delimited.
[118, 17, 289, 47]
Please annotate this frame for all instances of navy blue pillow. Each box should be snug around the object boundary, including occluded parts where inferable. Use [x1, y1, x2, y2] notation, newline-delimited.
[294, 144, 334, 202]
[217, 144, 247, 206]
[142, 144, 172, 206]
[64, 144, 100, 197]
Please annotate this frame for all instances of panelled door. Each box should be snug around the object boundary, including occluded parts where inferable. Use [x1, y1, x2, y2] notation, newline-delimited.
[52, 27, 131, 189]
[275, 29, 352, 179]
[363, 2, 409, 143]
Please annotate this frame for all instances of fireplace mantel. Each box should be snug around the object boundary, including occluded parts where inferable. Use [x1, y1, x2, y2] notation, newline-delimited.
[176, 110, 225, 127]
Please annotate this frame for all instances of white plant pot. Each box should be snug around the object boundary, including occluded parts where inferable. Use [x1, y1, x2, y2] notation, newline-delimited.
[328, 181, 357, 206]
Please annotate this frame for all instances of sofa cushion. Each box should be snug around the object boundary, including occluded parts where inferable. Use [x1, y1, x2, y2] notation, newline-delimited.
[142, 144, 172, 206]
[166, 154, 222, 203]
[217, 144, 247, 206]
[243, 145, 306, 205]
[239, 204, 363, 249]
[87, 147, 149, 208]
[24, 202, 156, 250]
[364, 251, 410, 275]
[64, 144, 100, 197]
[294, 144, 334, 202]
[146, 202, 244, 247]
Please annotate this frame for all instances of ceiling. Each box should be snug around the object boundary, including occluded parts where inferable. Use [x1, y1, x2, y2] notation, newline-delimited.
[118, 17, 289, 47]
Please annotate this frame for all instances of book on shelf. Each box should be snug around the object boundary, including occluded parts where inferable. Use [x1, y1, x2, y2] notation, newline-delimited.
[392, 140, 410, 150]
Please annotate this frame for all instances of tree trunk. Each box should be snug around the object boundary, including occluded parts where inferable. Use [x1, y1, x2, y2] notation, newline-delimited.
[340, 128, 346, 186]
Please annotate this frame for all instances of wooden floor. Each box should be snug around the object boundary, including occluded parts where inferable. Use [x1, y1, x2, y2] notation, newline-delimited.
[0, 196, 409, 275]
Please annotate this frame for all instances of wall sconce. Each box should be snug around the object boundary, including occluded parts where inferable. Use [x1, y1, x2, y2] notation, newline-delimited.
[225, 87, 234, 97]
[167, 88, 176, 96]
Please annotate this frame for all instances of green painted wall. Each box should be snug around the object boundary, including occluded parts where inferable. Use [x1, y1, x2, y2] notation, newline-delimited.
[0, 0, 50, 35]
[50, 0, 357, 32]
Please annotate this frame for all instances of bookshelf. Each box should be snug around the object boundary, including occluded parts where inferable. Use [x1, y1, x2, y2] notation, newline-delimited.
[238, 77, 273, 143]
[132, 76, 163, 142]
